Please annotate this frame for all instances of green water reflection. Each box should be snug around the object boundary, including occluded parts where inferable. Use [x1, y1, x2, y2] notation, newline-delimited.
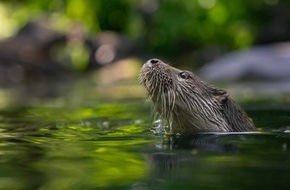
[0, 81, 290, 190]
[0, 95, 153, 190]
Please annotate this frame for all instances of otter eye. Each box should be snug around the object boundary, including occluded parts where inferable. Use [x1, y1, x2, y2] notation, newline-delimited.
[179, 72, 190, 79]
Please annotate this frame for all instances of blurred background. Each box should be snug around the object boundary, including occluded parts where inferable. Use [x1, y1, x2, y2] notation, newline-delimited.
[0, 0, 290, 104]
[1, 1, 290, 189]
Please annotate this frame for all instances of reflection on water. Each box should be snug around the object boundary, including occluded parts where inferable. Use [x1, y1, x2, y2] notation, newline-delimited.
[143, 133, 290, 190]
[0, 103, 151, 190]
[0, 79, 290, 190]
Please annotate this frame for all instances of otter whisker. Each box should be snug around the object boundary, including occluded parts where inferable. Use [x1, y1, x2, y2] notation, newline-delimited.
[139, 59, 256, 135]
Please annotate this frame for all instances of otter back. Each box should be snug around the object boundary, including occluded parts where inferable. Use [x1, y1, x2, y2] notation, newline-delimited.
[140, 59, 256, 135]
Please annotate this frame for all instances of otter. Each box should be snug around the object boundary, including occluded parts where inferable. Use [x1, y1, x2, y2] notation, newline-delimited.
[139, 59, 256, 135]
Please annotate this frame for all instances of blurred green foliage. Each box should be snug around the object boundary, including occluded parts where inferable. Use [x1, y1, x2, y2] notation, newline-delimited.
[1, 0, 290, 56]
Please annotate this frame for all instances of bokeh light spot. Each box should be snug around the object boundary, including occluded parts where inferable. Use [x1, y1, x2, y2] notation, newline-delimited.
[95, 44, 115, 65]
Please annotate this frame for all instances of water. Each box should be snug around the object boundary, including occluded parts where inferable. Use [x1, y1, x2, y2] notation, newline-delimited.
[0, 78, 290, 190]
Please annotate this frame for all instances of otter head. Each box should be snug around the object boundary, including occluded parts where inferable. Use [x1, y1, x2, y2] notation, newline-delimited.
[140, 59, 232, 134]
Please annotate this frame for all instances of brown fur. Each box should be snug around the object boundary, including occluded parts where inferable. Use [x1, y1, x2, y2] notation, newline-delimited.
[140, 59, 256, 135]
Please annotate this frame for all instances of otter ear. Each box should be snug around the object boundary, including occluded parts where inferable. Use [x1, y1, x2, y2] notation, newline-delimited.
[212, 89, 229, 103]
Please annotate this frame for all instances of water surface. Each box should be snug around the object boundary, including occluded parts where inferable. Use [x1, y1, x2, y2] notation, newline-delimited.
[0, 79, 290, 190]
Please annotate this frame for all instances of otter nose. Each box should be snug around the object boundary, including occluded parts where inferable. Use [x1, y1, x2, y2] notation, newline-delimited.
[149, 59, 160, 64]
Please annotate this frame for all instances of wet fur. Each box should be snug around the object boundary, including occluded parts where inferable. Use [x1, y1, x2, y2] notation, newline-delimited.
[139, 59, 256, 135]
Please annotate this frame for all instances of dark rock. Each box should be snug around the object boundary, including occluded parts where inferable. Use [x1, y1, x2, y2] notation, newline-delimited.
[0, 19, 68, 83]
[199, 42, 290, 81]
